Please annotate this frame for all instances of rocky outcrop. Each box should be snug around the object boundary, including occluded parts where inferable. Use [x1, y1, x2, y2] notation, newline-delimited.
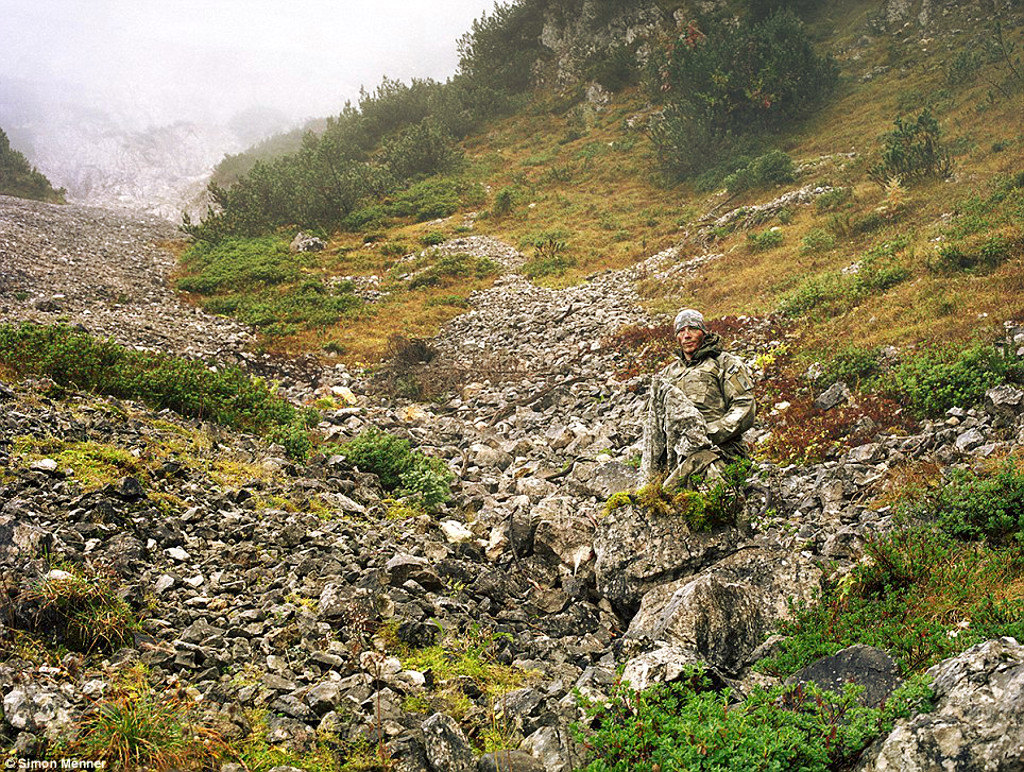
[625, 547, 821, 674]
[857, 638, 1024, 771]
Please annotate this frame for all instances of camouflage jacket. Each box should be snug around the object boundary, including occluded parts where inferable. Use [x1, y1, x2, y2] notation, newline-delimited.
[639, 334, 756, 483]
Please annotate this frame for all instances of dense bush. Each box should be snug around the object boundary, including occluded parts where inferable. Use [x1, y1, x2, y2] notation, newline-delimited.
[0, 128, 65, 203]
[760, 526, 1024, 677]
[901, 461, 1024, 547]
[577, 667, 932, 771]
[378, 119, 464, 181]
[650, 11, 838, 182]
[868, 109, 954, 186]
[338, 428, 452, 509]
[0, 323, 314, 457]
[883, 343, 1021, 418]
[456, 1, 547, 97]
[725, 150, 796, 195]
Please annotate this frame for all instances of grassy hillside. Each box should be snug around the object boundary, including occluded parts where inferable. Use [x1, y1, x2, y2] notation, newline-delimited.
[177, 0, 1024, 370]
[0, 127, 65, 203]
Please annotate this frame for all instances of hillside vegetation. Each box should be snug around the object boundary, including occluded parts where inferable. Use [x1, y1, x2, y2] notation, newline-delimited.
[0, 128, 65, 203]
[179, 0, 1024, 374]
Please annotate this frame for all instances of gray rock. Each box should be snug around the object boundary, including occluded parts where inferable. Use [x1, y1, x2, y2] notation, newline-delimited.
[984, 384, 1024, 428]
[520, 724, 582, 772]
[386, 553, 443, 591]
[858, 637, 1024, 771]
[954, 428, 986, 453]
[620, 645, 707, 692]
[478, 750, 545, 772]
[572, 460, 637, 499]
[532, 496, 595, 571]
[594, 502, 740, 615]
[787, 645, 901, 707]
[304, 680, 345, 715]
[814, 381, 852, 411]
[625, 548, 821, 674]
[2, 685, 75, 739]
[422, 713, 475, 772]
[470, 443, 513, 471]
[289, 232, 326, 253]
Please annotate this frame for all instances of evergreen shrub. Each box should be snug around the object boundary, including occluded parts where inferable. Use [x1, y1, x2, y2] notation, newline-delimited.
[339, 428, 452, 509]
[576, 667, 933, 771]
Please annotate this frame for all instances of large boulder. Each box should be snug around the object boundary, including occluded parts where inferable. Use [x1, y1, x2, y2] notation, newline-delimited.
[984, 384, 1024, 429]
[422, 713, 475, 772]
[594, 502, 740, 615]
[857, 637, 1024, 771]
[787, 645, 901, 708]
[532, 496, 596, 572]
[625, 548, 821, 674]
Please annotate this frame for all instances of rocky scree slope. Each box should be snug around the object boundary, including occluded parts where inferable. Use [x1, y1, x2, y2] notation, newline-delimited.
[2, 200, 1024, 769]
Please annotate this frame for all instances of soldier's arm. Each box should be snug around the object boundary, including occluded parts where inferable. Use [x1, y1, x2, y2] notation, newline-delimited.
[707, 358, 756, 445]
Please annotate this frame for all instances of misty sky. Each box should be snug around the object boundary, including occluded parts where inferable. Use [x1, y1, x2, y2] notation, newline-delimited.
[0, 0, 501, 129]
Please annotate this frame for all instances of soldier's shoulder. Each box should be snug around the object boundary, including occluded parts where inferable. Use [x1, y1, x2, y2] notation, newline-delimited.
[718, 351, 750, 372]
[656, 358, 684, 377]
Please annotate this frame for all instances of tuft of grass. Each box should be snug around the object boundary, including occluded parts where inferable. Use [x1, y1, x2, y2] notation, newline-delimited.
[18, 564, 141, 654]
[399, 625, 531, 727]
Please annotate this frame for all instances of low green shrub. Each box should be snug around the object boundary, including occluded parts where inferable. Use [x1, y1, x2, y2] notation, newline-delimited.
[724, 150, 796, 195]
[419, 231, 446, 246]
[819, 346, 883, 387]
[0, 323, 316, 459]
[780, 239, 910, 318]
[883, 343, 1020, 417]
[177, 237, 298, 294]
[814, 187, 852, 212]
[779, 272, 853, 318]
[747, 228, 784, 251]
[576, 667, 933, 772]
[338, 427, 452, 509]
[759, 526, 1024, 677]
[0, 323, 294, 430]
[900, 461, 1024, 547]
[522, 231, 576, 278]
[491, 186, 518, 218]
[409, 252, 501, 289]
[801, 228, 836, 254]
[388, 177, 485, 222]
[868, 109, 954, 186]
[929, 233, 1017, 274]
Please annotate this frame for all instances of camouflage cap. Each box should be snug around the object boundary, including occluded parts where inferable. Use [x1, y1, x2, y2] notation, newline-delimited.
[673, 308, 708, 333]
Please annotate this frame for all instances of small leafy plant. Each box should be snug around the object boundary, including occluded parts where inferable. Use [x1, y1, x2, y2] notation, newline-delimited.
[337, 427, 452, 509]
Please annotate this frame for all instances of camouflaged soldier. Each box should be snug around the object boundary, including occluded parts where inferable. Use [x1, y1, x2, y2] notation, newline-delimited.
[639, 309, 756, 488]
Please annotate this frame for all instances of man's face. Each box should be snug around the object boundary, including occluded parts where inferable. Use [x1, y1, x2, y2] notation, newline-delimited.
[677, 326, 705, 358]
